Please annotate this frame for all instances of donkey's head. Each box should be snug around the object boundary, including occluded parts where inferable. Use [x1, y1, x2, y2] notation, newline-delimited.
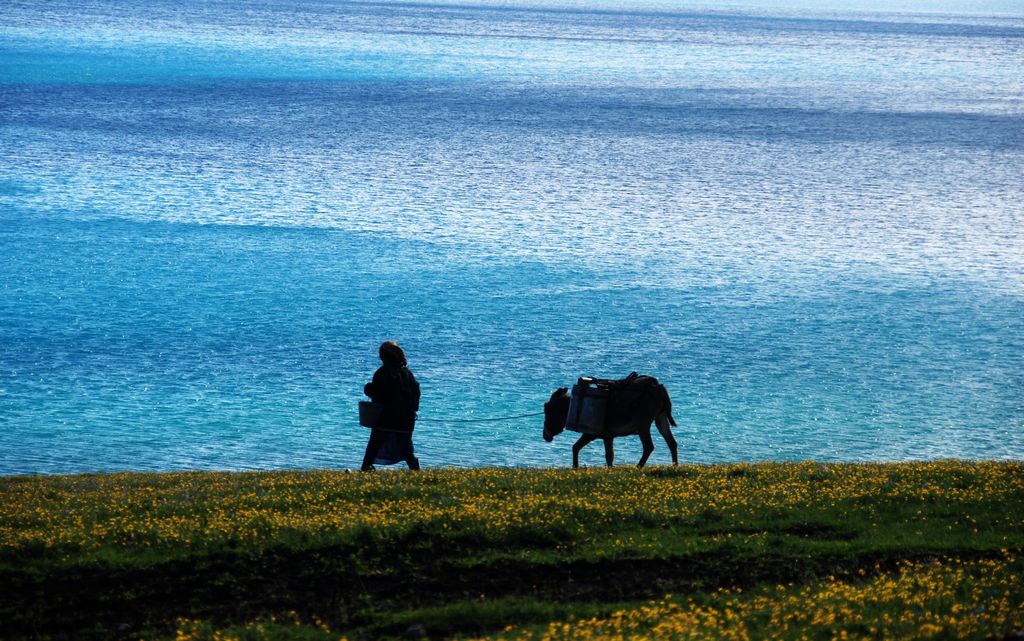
[542, 387, 570, 442]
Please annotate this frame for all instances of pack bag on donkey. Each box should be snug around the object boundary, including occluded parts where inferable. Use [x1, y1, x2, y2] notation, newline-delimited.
[566, 371, 653, 434]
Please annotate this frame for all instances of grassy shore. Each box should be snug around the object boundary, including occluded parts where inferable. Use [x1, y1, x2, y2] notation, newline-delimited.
[2, 461, 1022, 641]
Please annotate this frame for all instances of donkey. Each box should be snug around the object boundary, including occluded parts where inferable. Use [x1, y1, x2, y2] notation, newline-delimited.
[542, 375, 678, 468]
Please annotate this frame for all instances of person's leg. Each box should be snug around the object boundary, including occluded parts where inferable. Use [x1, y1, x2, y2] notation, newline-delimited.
[361, 429, 383, 471]
[405, 436, 420, 471]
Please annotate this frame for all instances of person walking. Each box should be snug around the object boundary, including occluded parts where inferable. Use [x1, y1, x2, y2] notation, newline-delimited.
[361, 341, 421, 471]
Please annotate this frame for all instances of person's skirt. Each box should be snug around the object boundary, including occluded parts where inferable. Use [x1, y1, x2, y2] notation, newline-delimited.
[374, 430, 415, 466]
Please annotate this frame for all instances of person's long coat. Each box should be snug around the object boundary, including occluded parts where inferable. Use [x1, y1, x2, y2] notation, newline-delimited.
[364, 361, 420, 433]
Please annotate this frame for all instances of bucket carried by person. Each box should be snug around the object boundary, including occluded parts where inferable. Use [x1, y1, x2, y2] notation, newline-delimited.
[358, 401, 383, 429]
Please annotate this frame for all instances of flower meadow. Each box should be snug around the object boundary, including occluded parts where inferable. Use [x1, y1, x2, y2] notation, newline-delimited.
[171, 555, 1024, 641]
[2, 461, 1023, 640]
[478, 556, 1024, 641]
[3, 461, 1021, 557]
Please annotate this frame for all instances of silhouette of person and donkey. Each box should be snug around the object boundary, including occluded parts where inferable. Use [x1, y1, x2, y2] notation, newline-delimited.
[360, 341, 678, 471]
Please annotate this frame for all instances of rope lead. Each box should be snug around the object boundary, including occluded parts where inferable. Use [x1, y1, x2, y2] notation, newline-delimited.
[417, 411, 546, 424]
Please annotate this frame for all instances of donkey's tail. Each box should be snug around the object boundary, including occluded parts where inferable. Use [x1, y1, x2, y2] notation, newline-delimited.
[660, 383, 677, 427]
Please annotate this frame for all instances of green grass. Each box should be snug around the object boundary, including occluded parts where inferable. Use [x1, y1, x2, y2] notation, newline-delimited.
[1, 461, 1022, 640]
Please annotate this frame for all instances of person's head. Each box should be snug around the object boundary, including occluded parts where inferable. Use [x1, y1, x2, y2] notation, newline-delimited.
[379, 341, 407, 366]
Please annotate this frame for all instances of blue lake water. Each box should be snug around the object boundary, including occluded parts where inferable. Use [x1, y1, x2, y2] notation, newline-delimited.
[2, 0, 1023, 474]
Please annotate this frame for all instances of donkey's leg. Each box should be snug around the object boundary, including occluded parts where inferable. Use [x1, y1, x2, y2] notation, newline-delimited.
[603, 437, 615, 467]
[637, 428, 655, 468]
[572, 433, 599, 469]
[655, 414, 678, 465]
